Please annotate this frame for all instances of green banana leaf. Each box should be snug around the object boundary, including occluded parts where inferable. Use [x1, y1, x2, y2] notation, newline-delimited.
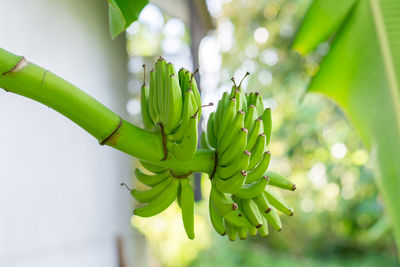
[108, 0, 148, 39]
[293, 0, 400, 256]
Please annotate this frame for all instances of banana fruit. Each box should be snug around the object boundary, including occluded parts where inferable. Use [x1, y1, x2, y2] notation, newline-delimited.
[180, 178, 195, 239]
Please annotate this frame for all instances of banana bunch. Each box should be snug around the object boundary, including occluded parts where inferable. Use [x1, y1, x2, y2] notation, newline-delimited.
[134, 59, 296, 240]
[203, 76, 296, 239]
[130, 166, 196, 239]
[134, 59, 205, 240]
[140, 57, 202, 161]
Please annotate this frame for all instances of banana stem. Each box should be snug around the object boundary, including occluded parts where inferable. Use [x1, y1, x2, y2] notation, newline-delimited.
[0, 47, 214, 174]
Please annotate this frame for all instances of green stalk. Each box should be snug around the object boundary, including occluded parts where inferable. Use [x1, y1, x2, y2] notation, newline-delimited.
[0, 47, 214, 174]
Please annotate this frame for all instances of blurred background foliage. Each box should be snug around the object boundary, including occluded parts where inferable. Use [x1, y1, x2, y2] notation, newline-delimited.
[125, 0, 398, 266]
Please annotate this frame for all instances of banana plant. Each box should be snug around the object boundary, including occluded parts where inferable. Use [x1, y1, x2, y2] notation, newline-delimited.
[0, 48, 295, 241]
[293, 0, 400, 255]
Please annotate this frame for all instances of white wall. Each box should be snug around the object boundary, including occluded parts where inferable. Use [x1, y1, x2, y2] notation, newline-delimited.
[0, 1, 141, 266]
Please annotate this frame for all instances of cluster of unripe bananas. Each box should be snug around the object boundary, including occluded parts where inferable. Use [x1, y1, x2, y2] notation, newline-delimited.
[140, 57, 203, 162]
[127, 58, 295, 241]
[131, 165, 195, 239]
[129, 57, 203, 239]
[201, 76, 295, 240]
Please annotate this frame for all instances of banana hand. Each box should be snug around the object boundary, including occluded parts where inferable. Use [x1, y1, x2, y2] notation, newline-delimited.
[134, 178, 179, 217]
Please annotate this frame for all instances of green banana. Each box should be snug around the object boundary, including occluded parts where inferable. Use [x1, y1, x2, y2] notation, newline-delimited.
[246, 151, 271, 184]
[240, 91, 247, 112]
[209, 198, 226, 236]
[207, 112, 218, 148]
[140, 79, 154, 130]
[148, 69, 158, 123]
[233, 176, 269, 199]
[245, 118, 263, 151]
[152, 60, 161, 124]
[231, 84, 247, 112]
[135, 168, 170, 187]
[178, 68, 189, 93]
[189, 73, 202, 118]
[266, 171, 296, 191]
[229, 84, 236, 98]
[215, 92, 229, 133]
[249, 226, 258, 236]
[246, 92, 255, 106]
[210, 182, 239, 215]
[244, 105, 257, 131]
[219, 127, 248, 166]
[258, 215, 269, 237]
[131, 176, 172, 203]
[233, 89, 242, 112]
[255, 92, 264, 116]
[164, 72, 182, 134]
[218, 150, 251, 178]
[253, 92, 259, 104]
[218, 98, 237, 139]
[265, 188, 294, 216]
[226, 221, 237, 241]
[133, 178, 179, 217]
[169, 114, 198, 161]
[180, 179, 195, 239]
[218, 110, 245, 154]
[167, 62, 177, 76]
[241, 198, 263, 228]
[224, 208, 253, 228]
[140, 160, 168, 174]
[178, 68, 201, 116]
[210, 183, 252, 228]
[263, 206, 282, 231]
[248, 133, 266, 170]
[215, 170, 247, 194]
[173, 88, 197, 142]
[230, 78, 243, 111]
[253, 192, 272, 213]
[261, 108, 272, 146]
[238, 226, 248, 240]
[155, 57, 167, 124]
[177, 183, 182, 208]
